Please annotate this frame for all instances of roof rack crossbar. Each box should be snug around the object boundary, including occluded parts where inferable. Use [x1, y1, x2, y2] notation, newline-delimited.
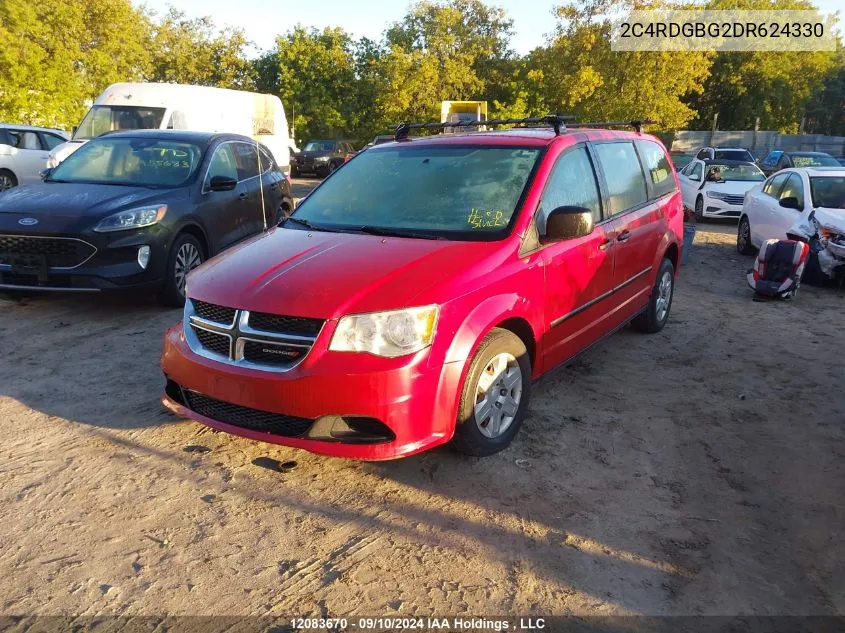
[393, 115, 575, 141]
[392, 117, 656, 141]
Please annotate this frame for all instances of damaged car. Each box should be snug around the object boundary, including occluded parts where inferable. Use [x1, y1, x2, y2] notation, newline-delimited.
[738, 166, 845, 283]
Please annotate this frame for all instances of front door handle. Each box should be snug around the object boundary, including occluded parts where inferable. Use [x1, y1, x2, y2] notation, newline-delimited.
[238, 192, 248, 200]
[617, 230, 632, 242]
[599, 239, 614, 251]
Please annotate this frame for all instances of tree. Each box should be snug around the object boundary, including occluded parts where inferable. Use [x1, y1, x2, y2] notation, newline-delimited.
[688, 0, 837, 132]
[805, 49, 845, 135]
[148, 9, 254, 89]
[527, 0, 712, 129]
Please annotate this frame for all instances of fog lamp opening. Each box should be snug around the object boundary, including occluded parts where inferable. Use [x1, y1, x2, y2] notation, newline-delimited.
[137, 245, 151, 269]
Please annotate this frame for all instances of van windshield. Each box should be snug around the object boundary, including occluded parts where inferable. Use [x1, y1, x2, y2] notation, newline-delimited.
[290, 145, 541, 240]
[74, 106, 167, 140]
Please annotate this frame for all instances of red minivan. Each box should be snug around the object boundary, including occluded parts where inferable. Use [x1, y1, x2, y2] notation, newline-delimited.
[161, 121, 682, 460]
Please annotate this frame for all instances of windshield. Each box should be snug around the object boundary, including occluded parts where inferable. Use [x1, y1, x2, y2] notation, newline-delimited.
[291, 145, 541, 239]
[792, 154, 840, 168]
[705, 163, 765, 182]
[49, 137, 203, 187]
[810, 177, 845, 209]
[714, 149, 754, 162]
[74, 106, 167, 140]
[304, 141, 336, 152]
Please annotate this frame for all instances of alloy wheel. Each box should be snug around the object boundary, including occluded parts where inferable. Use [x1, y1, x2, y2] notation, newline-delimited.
[655, 270, 673, 323]
[474, 352, 523, 439]
[174, 242, 202, 295]
[737, 220, 750, 253]
[0, 174, 14, 191]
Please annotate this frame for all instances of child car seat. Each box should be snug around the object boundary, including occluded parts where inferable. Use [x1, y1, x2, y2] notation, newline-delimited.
[746, 239, 809, 300]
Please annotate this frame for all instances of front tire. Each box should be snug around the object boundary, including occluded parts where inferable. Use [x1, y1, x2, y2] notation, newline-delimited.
[737, 216, 755, 255]
[158, 234, 204, 307]
[0, 169, 18, 191]
[452, 329, 532, 457]
[694, 196, 705, 223]
[633, 258, 675, 333]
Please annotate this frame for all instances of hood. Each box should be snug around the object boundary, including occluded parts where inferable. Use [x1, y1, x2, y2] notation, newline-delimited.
[702, 180, 762, 195]
[813, 207, 845, 234]
[0, 183, 183, 234]
[186, 228, 497, 319]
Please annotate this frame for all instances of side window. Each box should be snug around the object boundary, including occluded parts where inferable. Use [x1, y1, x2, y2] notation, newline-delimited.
[688, 162, 703, 181]
[594, 142, 648, 215]
[8, 130, 42, 150]
[536, 146, 603, 233]
[41, 133, 65, 150]
[762, 151, 781, 167]
[258, 146, 275, 173]
[233, 142, 259, 180]
[763, 173, 789, 197]
[778, 173, 804, 207]
[204, 144, 239, 187]
[636, 140, 676, 199]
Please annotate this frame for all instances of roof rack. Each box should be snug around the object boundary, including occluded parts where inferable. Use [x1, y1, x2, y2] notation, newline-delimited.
[393, 116, 654, 141]
[393, 115, 575, 141]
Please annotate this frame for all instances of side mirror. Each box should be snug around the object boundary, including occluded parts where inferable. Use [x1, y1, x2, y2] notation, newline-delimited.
[544, 206, 594, 242]
[209, 175, 237, 192]
[779, 197, 801, 210]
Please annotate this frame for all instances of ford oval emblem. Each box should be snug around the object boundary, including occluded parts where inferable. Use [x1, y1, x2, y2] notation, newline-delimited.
[18, 217, 38, 226]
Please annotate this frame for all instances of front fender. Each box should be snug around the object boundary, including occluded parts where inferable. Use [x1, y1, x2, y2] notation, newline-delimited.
[441, 293, 539, 367]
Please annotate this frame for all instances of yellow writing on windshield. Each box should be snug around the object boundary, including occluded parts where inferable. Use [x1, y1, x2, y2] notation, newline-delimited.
[468, 208, 507, 229]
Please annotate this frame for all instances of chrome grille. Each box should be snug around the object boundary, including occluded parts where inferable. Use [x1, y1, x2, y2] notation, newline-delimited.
[0, 235, 96, 268]
[185, 300, 323, 371]
[182, 390, 312, 437]
[723, 195, 744, 206]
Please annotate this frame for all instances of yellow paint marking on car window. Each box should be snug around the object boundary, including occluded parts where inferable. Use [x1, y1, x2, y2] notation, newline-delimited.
[468, 208, 507, 229]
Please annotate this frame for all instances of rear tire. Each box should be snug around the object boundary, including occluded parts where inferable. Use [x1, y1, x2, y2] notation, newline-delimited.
[737, 216, 755, 255]
[452, 328, 532, 457]
[0, 169, 18, 191]
[633, 258, 675, 334]
[158, 234, 204, 307]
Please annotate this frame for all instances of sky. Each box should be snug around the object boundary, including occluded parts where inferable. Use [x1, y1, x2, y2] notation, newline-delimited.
[141, 0, 842, 55]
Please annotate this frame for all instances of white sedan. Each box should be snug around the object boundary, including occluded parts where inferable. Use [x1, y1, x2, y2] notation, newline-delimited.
[678, 158, 766, 221]
[738, 166, 845, 281]
[0, 124, 69, 191]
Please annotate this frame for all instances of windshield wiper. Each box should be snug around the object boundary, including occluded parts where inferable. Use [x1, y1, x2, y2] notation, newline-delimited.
[356, 226, 444, 240]
[284, 216, 343, 233]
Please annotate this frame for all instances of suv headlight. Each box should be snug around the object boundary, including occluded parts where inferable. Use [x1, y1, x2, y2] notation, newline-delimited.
[329, 306, 439, 358]
[93, 205, 167, 233]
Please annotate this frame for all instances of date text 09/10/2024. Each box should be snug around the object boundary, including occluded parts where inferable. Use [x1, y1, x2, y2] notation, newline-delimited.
[290, 617, 547, 630]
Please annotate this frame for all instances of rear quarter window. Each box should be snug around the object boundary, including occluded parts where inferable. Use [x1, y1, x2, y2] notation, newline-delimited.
[636, 140, 676, 199]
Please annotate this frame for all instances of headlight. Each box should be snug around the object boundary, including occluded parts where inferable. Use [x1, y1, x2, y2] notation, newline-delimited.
[93, 205, 167, 233]
[706, 190, 729, 200]
[314, 156, 330, 162]
[329, 306, 439, 357]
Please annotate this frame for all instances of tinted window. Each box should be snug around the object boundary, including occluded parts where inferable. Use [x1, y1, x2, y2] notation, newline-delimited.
[636, 140, 676, 199]
[594, 142, 648, 214]
[779, 173, 804, 207]
[74, 105, 167, 140]
[233, 142, 259, 180]
[258, 146, 276, 173]
[7, 130, 42, 150]
[763, 173, 789, 197]
[688, 162, 703, 180]
[41, 133, 65, 150]
[537, 146, 602, 231]
[292, 146, 541, 239]
[714, 149, 755, 162]
[205, 144, 239, 185]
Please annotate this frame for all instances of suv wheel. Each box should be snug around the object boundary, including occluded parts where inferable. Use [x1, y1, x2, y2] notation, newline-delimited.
[737, 216, 755, 255]
[0, 169, 17, 191]
[159, 234, 204, 307]
[452, 328, 531, 456]
[633, 258, 675, 333]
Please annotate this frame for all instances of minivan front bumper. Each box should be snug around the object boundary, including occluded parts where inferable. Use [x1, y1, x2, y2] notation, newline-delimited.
[160, 322, 464, 460]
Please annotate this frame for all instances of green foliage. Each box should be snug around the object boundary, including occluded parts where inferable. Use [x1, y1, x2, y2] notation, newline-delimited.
[805, 49, 845, 135]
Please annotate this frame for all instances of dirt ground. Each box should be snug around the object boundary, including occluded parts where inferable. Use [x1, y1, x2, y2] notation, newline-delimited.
[1, 209, 843, 619]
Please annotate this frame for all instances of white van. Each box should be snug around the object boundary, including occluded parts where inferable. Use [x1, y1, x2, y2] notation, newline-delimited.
[48, 82, 291, 175]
